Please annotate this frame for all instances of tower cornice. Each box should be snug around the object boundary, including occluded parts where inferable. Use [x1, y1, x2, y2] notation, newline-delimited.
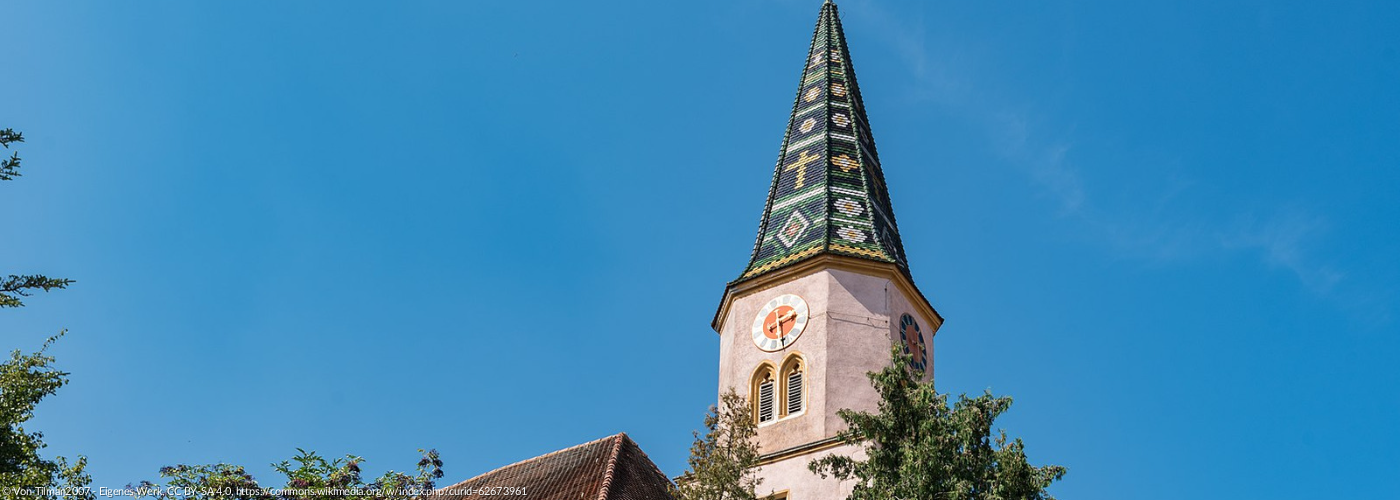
[711, 253, 943, 335]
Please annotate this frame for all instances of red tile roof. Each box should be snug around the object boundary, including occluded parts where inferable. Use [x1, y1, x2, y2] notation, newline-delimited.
[435, 433, 673, 500]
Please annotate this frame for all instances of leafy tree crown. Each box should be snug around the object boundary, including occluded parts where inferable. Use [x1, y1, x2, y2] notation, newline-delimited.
[809, 347, 1067, 500]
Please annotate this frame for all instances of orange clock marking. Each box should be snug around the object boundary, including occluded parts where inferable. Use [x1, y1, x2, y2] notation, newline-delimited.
[763, 306, 797, 339]
[905, 334, 925, 365]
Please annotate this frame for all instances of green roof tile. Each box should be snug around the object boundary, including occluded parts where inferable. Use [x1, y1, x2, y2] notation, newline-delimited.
[737, 1, 910, 282]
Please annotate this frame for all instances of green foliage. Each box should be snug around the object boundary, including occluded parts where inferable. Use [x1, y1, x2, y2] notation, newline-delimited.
[0, 125, 89, 499]
[809, 347, 1066, 500]
[1, 275, 74, 309]
[135, 448, 445, 499]
[674, 389, 763, 500]
[1, 127, 74, 309]
[1, 128, 22, 180]
[0, 332, 94, 500]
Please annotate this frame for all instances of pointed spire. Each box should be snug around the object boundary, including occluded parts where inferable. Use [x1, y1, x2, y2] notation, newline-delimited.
[737, 1, 910, 281]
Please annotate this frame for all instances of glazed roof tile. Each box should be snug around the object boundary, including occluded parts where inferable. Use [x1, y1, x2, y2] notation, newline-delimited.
[738, 1, 912, 283]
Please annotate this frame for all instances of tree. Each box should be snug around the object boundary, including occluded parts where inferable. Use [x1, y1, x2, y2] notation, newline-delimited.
[129, 448, 445, 500]
[2, 275, 75, 310]
[674, 389, 763, 500]
[1, 128, 73, 309]
[1, 127, 90, 499]
[1, 127, 24, 181]
[809, 348, 1066, 500]
[0, 334, 92, 500]
[5, 126, 449, 500]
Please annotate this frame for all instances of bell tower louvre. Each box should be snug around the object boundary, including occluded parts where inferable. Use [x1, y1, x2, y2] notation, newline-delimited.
[711, 2, 944, 499]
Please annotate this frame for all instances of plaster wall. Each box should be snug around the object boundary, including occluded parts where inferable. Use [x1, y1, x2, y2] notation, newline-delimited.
[753, 443, 866, 500]
[716, 267, 938, 455]
[859, 270, 937, 383]
[717, 270, 833, 453]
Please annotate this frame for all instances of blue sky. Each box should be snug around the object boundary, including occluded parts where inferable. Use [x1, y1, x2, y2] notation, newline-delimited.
[4, 1, 1398, 498]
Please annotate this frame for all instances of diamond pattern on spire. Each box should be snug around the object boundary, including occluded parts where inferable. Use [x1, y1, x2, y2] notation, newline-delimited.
[737, 1, 911, 281]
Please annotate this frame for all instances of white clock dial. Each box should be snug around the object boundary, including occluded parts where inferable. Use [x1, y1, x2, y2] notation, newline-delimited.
[751, 294, 810, 351]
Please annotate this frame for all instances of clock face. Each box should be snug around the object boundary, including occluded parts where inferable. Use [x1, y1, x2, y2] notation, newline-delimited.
[751, 294, 810, 352]
[899, 314, 928, 373]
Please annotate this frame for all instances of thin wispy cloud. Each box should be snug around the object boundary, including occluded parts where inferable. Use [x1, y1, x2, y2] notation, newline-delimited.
[993, 113, 1084, 214]
[843, 1, 1379, 316]
[1222, 211, 1343, 293]
[844, 2, 1087, 215]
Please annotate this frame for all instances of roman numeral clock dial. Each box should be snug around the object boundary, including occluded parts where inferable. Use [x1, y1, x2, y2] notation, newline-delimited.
[751, 294, 810, 351]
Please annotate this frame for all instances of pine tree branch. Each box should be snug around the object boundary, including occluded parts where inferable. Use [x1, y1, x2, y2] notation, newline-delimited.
[0, 275, 74, 309]
[0, 128, 23, 181]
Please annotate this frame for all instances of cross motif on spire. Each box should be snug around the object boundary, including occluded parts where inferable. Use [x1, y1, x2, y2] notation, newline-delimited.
[784, 149, 821, 189]
[736, 0, 911, 281]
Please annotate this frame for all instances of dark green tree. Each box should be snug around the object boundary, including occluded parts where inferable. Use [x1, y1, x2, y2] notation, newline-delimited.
[809, 348, 1066, 500]
[674, 389, 763, 500]
[1, 127, 89, 499]
[2, 128, 73, 309]
[130, 449, 444, 500]
[2, 275, 75, 310]
[1, 127, 24, 180]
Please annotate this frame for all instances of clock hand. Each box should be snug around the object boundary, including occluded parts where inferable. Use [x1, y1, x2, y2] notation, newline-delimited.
[776, 310, 796, 343]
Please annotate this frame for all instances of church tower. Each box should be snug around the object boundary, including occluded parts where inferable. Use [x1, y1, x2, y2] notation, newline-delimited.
[711, 2, 943, 499]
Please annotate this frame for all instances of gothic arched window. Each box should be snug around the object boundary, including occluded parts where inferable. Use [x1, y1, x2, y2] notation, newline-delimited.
[781, 355, 805, 417]
[751, 363, 778, 424]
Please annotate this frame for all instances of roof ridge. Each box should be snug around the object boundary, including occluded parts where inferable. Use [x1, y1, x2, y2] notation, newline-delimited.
[828, 4, 907, 270]
[819, 3, 838, 257]
[626, 436, 673, 486]
[593, 433, 626, 500]
[438, 433, 624, 492]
